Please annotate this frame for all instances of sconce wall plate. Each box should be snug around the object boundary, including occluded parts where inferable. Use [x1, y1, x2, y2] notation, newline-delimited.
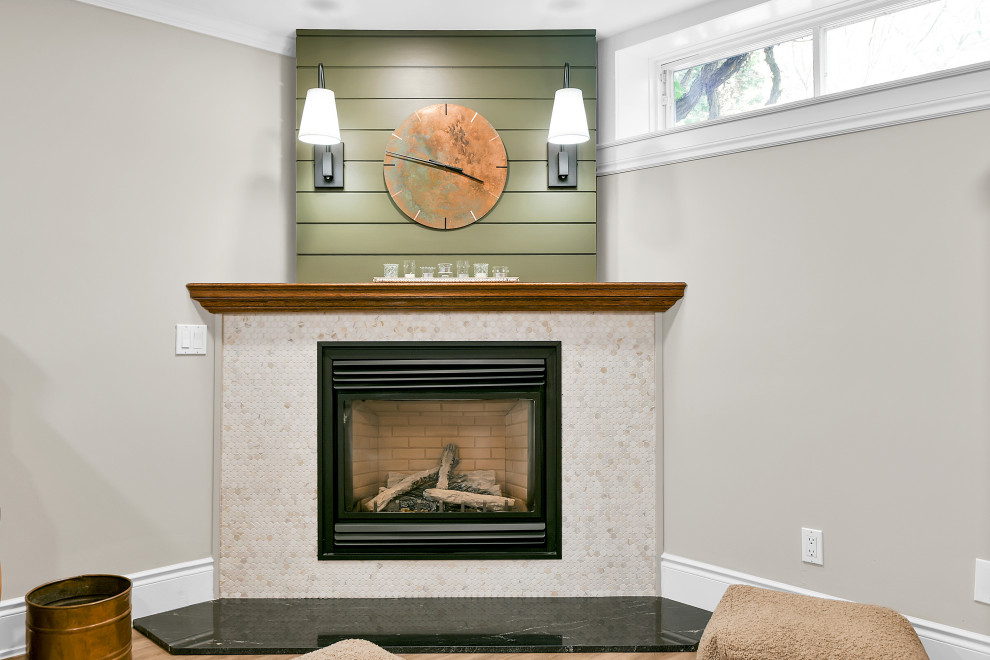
[548, 143, 578, 187]
[314, 143, 344, 188]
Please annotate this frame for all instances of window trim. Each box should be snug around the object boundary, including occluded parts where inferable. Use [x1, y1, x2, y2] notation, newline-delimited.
[657, 0, 982, 131]
[600, 0, 990, 175]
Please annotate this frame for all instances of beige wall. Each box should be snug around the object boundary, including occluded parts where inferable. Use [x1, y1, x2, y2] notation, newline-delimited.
[0, 0, 294, 599]
[599, 110, 990, 634]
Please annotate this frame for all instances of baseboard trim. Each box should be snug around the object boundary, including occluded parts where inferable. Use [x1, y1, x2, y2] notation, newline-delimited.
[661, 553, 990, 660]
[0, 600, 25, 660]
[0, 557, 214, 659]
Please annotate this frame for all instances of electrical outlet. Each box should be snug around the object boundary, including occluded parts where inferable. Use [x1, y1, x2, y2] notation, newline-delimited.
[976, 559, 990, 605]
[802, 528, 823, 565]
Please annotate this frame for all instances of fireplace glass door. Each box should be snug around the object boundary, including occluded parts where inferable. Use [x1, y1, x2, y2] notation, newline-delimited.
[319, 342, 561, 560]
[342, 397, 537, 514]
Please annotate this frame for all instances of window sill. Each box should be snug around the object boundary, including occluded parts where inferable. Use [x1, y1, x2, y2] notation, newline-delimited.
[597, 63, 990, 175]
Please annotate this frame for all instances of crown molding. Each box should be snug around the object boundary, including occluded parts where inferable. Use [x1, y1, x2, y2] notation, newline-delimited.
[75, 0, 294, 55]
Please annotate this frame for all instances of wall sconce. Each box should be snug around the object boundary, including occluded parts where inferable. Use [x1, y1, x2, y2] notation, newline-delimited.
[547, 62, 589, 188]
[299, 63, 343, 189]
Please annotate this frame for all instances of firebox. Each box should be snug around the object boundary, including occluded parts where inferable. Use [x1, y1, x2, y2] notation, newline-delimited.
[317, 342, 562, 560]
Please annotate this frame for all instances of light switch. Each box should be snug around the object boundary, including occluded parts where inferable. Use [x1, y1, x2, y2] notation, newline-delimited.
[176, 324, 207, 355]
[192, 325, 206, 351]
[976, 559, 990, 605]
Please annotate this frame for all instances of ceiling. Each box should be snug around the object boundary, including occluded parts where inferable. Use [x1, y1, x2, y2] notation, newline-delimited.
[76, 0, 715, 56]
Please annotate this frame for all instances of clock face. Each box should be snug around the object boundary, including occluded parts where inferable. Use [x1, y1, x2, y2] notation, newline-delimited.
[383, 104, 508, 230]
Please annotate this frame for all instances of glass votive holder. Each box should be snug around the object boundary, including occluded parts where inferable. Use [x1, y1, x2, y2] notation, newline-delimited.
[383, 263, 399, 278]
[420, 266, 436, 278]
[403, 259, 416, 278]
[437, 262, 453, 277]
[456, 260, 471, 278]
[493, 266, 509, 278]
[473, 262, 489, 278]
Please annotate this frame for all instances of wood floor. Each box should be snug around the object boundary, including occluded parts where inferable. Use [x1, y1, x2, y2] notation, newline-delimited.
[12, 631, 698, 659]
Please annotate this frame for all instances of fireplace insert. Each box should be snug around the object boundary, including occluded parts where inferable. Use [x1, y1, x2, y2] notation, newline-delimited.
[317, 342, 562, 560]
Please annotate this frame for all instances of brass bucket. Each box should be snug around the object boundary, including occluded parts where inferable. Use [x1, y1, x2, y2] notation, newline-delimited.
[25, 575, 132, 660]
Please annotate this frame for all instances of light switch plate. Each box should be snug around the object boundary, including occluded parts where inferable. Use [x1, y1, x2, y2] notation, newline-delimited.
[976, 559, 990, 605]
[176, 324, 207, 355]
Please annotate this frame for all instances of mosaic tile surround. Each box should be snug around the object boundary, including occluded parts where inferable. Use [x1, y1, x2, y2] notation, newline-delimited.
[219, 312, 657, 598]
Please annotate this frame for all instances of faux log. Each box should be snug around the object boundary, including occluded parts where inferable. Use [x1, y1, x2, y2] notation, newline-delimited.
[364, 466, 440, 512]
[448, 470, 500, 495]
[424, 488, 515, 510]
[389, 469, 498, 492]
[435, 443, 457, 490]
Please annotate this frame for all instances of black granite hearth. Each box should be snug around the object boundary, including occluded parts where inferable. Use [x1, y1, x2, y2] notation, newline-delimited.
[134, 597, 712, 655]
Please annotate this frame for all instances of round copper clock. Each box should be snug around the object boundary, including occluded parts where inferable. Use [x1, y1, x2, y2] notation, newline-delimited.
[383, 104, 508, 230]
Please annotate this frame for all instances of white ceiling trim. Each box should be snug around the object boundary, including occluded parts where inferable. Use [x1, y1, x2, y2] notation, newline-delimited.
[73, 0, 732, 58]
[76, 0, 295, 55]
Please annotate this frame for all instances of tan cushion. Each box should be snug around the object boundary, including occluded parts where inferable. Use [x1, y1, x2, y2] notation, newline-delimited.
[296, 639, 402, 660]
[698, 585, 929, 660]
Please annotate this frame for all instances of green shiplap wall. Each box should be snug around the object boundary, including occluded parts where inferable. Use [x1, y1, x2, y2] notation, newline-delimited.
[295, 30, 596, 283]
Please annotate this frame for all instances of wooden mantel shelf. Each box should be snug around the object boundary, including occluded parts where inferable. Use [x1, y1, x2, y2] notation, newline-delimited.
[187, 282, 686, 313]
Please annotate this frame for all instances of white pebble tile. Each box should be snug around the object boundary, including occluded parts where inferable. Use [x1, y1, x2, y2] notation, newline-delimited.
[219, 312, 657, 598]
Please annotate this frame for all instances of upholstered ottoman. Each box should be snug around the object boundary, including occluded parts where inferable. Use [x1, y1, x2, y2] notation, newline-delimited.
[297, 639, 402, 660]
[698, 585, 929, 660]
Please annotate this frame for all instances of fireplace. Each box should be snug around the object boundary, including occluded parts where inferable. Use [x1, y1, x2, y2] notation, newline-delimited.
[318, 341, 562, 560]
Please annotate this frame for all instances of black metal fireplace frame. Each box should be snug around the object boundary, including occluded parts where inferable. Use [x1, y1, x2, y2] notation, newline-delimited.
[317, 341, 562, 560]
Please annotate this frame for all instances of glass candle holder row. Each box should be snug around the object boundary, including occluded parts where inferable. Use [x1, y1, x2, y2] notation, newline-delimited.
[383, 260, 510, 279]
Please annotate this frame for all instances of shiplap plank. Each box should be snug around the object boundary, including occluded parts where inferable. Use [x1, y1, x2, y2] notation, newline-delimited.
[296, 67, 596, 100]
[296, 162, 596, 192]
[501, 131, 596, 161]
[504, 162, 595, 191]
[296, 98, 597, 131]
[296, 130, 597, 161]
[297, 192, 597, 224]
[297, 254, 597, 283]
[296, 34, 596, 68]
[297, 223, 596, 255]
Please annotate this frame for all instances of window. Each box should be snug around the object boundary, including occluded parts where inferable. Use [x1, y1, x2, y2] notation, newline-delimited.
[667, 35, 815, 127]
[826, 0, 990, 93]
[658, 0, 990, 130]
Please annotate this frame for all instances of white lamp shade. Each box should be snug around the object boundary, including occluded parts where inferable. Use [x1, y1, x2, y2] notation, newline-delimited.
[298, 88, 341, 145]
[547, 87, 589, 145]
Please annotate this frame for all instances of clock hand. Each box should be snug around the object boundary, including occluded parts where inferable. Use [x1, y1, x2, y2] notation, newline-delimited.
[428, 158, 463, 172]
[384, 150, 485, 184]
